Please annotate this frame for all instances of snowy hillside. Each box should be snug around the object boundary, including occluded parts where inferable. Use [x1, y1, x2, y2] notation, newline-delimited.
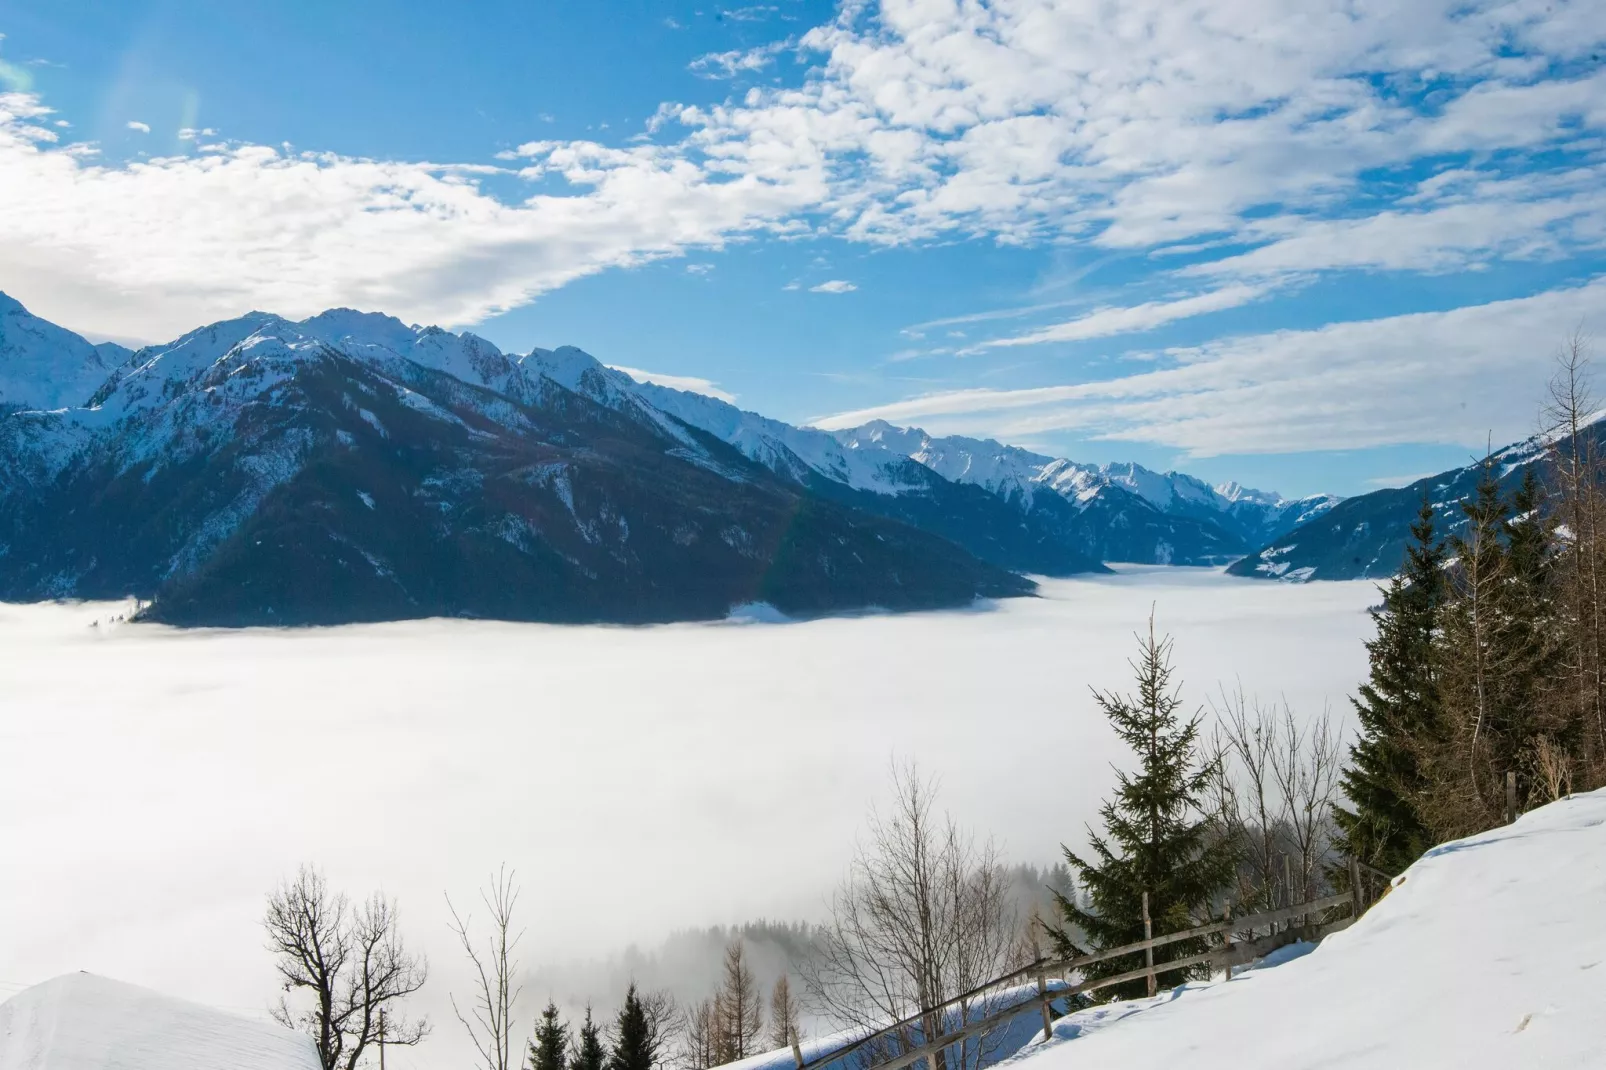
[0, 973, 319, 1070]
[0, 294, 129, 412]
[1005, 789, 1606, 1068]
[1229, 415, 1606, 581]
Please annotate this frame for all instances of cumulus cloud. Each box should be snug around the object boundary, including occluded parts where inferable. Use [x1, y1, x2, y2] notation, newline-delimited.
[809, 279, 857, 293]
[0, 0, 1602, 361]
[815, 279, 1606, 456]
[609, 365, 737, 402]
[0, 95, 822, 342]
[125, 120, 150, 133]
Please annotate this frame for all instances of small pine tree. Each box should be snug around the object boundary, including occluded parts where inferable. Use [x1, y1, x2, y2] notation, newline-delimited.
[571, 1008, 606, 1070]
[529, 1003, 570, 1070]
[1334, 493, 1446, 874]
[607, 985, 660, 1070]
[1049, 616, 1236, 1001]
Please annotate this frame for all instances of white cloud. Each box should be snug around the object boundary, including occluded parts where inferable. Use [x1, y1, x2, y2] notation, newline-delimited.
[976, 284, 1269, 350]
[685, 262, 715, 275]
[815, 279, 1606, 456]
[0, 95, 821, 342]
[725, 5, 779, 22]
[608, 365, 737, 402]
[125, 120, 150, 133]
[0, 0, 1603, 351]
[809, 279, 857, 293]
[689, 40, 789, 79]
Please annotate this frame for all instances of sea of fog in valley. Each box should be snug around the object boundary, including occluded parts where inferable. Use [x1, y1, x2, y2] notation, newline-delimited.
[0, 567, 1378, 1069]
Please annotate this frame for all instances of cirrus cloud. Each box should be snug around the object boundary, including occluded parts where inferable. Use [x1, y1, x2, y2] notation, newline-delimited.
[815, 279, 1606, 457]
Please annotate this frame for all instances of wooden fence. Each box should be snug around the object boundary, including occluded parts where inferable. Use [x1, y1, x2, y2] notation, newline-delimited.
[792, 859, 1393, 1070]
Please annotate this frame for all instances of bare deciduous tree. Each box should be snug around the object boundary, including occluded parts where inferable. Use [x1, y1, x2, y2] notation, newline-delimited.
[265, 865, 429, 1070]
[715, 943, 763, 1062]
[447, 865, 524, 1070]
[1272, 706, 1343, 903]
[1545, 334, 1606, 777]
[1209, 691, 1345, 913]
[768, 975, 801, 1050]
[802, 762, 1016, 1070]
[681, 996, 722, 1070]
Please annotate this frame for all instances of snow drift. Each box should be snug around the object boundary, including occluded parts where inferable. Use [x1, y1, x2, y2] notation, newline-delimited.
[1007, 788, 1606, 1069]
[0, 973, 319, 1070]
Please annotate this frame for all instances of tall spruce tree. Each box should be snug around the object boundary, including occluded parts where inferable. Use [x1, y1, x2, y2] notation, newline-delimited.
[1429, 458, 1516, 835]
[1334, 494, 1446, 873]
[1049, 617, 1236, 1001]
[529, 1003, 570, 1070]
[1501, 469, 1565, 773]
[571, 1008, 606, 1070]
[607, 985, 660, 1070]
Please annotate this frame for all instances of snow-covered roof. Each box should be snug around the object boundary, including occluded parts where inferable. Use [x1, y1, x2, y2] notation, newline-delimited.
[0, 973, 320, 1070]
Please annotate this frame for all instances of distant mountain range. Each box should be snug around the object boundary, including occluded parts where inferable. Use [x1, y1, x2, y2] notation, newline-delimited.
[1226, 422, 1601, 582]
[1, 292, 1348, 624]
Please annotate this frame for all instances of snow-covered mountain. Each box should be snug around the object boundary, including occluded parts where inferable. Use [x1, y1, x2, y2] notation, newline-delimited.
[0, 291, 1341, 623]
[0, 295, 1034, 624]
[834, 420, 1340, 561]
[0, 292, 130, 411]
[1228, 419, 1598, 582]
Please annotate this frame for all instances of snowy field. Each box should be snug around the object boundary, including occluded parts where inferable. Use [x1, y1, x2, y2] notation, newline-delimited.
[0, 567, 1376, 1069]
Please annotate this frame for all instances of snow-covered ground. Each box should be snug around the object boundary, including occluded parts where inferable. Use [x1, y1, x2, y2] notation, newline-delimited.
[0, 567, 1375, 1069]
[1002, 788, 1606, 1069]
[0, 973, 318, 1070]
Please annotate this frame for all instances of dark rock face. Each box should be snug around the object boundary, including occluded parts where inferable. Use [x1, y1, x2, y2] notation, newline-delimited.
[0, 323, 1031, 625]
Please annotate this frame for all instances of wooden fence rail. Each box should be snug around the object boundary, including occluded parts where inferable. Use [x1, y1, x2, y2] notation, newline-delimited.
[794, 867, 1382, 1070]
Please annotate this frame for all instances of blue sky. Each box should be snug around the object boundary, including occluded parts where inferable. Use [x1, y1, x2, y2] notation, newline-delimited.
[1, 0, 1604, 495]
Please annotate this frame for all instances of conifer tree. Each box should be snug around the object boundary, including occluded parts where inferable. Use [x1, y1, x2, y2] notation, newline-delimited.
[1049, 616, 1236, 1001]
[607, 985, 660, 1070]
[1501, 469, 1564, 758]
[571, 1009, 606, 1070]
[1428, 459, 1516, 835]
[1334, 494, 1445, 873]
[529, 1003, 570, 1070]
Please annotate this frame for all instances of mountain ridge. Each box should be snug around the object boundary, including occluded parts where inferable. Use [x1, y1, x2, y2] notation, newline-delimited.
[1227, 420, 1604, 581]
[0, 292, 1343, 624]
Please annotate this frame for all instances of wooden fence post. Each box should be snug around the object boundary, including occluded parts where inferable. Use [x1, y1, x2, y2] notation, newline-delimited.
[1506, 770, 1517, 824]
[1141, 891, 1155, 998]
[1036, 962, 1052, 1042]
[1348, 856, 1363, 919]
[790, 1029, 805, 1070]
[1221, 900, 1233, 981]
